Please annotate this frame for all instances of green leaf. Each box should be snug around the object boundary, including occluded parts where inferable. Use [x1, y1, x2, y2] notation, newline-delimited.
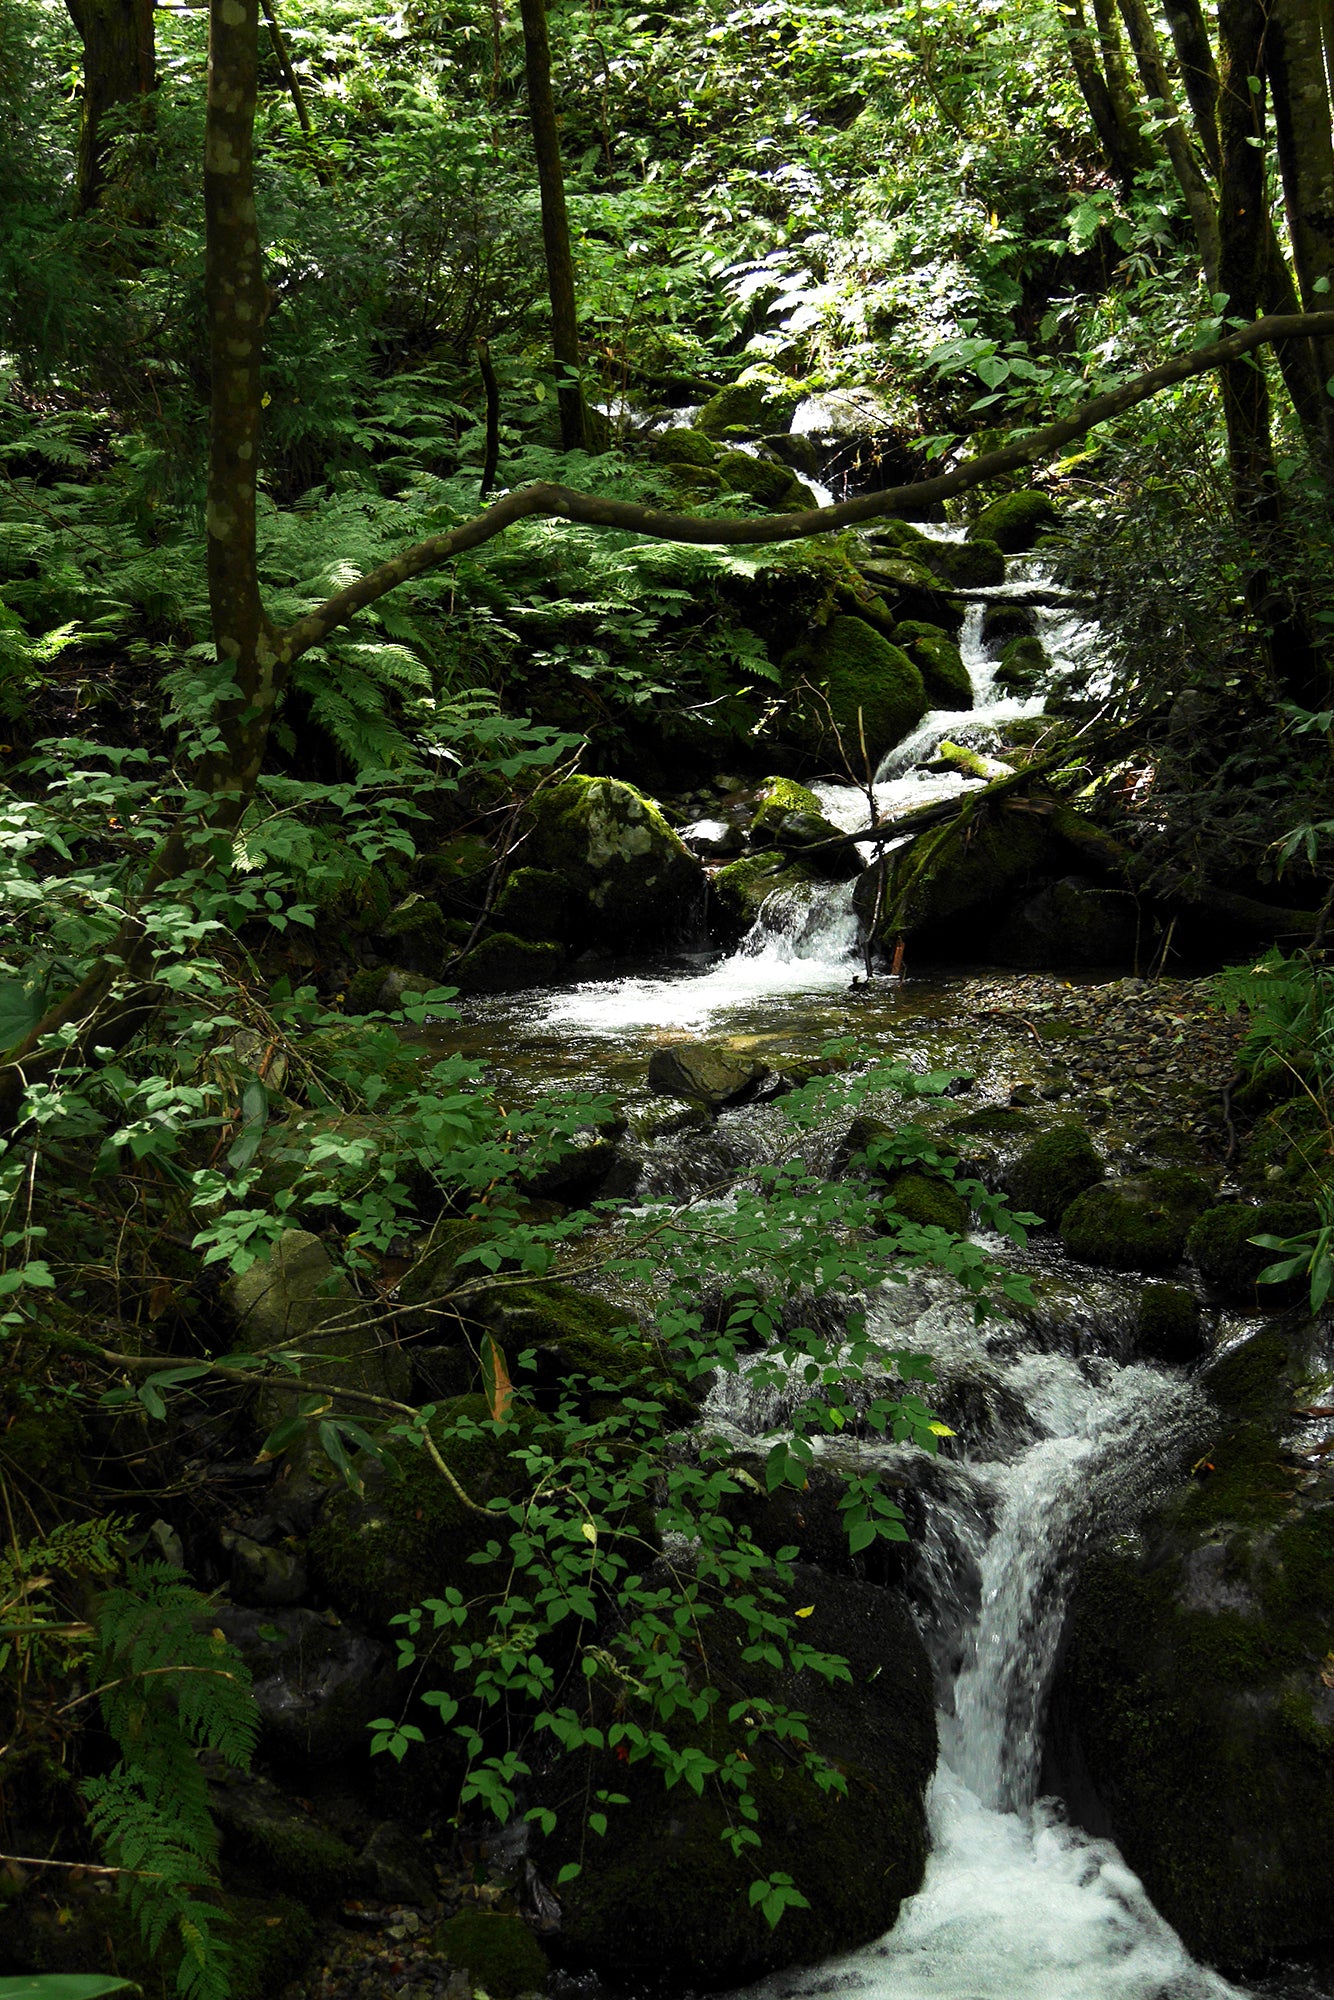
[0, 1980, 143, 1998]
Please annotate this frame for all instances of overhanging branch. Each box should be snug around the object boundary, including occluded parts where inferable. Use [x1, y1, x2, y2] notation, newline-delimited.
[277, 310, 1334, 670]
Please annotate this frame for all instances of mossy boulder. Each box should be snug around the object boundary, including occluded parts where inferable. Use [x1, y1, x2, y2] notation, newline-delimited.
[1000, 876, 1138, 969]
[481, 1280, 688, 1415]
[214, 1602, 397, 1764]
[696, 367, 804, 438]
[853, 807, 1061, 953]
[892, 620, 972, 709]
[1005, 1120, 1104, 1225]
[211, 1769, 362, 1902]
[436, 1909, 548, 1996]
[650, 426, 720, 466]
[223, 1229, 411, 1426]
[490, 866, 571, 942]
[786, 615, 930, 768]
[647, 1040, 770, 1108]
[397, 1215, 495, 1334]
[981, 602, 1036, 653]
[308, 1393, 534, 1630]
[716, 448, 803, 508]
[855, 555, 962, 629]
[344, 964, 434, 1015]
[1060, 1169, 1211, 1270]
[971, 489, 1058, 552]
[882, 1169, 969, 1232]
[419, 832, 496, 915]
[751, 775, 825, 838]
[538, 1565, 937, 1988]
[918, 535, 1006, 589]
[1135, 1281, 1205, 1362]
[1187, 1200, 1318, 1303]
[451, 931, 565, 994]
[994, 633, 1049, 690]
[1049, 1322, 1334, 1967]
[709, 849, 814, 939]
[373, 893, 449, 968]
[523, 776, 704, 950]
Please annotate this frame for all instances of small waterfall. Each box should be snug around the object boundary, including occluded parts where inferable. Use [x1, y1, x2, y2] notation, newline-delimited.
[722, 1266, 1252, 2000]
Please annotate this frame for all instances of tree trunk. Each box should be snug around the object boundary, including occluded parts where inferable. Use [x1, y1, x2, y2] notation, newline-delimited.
[1216, 0, 1328, 701]
[1091, 0, 1157, 172]
[518, 0, 586, 450]
[1161, 0, 1222, 174]
[1058, 0, 1157, 184]
[1264, 0, 1334, 470]
[1117, 0, 1221, 286]
[66, 0, 156, 215]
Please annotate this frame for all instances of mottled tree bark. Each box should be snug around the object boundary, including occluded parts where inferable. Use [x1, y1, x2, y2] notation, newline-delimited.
[1265, 0, 1334, 462]
[65, 0, 156, 215]
[202, 0, 282, 827]
[1118, 0, 1221, 285]
[1058, 0, 1157, 183]
[518, 0, 585, 450]
[1216, 0, 1328, 699]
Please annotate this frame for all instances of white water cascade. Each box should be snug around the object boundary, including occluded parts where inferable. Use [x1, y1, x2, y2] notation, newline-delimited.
[716, 1279, 1251, 2000]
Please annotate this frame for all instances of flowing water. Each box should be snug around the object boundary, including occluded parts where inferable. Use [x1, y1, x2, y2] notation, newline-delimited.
[451, 538, 1323, 1998]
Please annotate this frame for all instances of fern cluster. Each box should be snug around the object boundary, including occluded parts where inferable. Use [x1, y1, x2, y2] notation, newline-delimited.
[83, 1562, 259, 2000]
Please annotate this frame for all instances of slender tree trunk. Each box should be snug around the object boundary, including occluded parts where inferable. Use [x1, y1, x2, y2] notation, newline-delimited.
[1091, 0, 1157, 170]
[1058, 0, 1148, 184]
[1264, 0, 1334, 467]
[65, 0, 156, 215]
[1118, 0, 1221, 285]
[518, 0, 585, 450]
[1161, 0, 1223, 173]
[1217, 0, 1328, 700]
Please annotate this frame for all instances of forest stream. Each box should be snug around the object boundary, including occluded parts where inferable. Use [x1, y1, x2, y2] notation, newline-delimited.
[430, 574, 1330, 2000]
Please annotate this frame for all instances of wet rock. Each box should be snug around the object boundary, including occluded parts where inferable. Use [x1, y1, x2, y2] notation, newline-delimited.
[210, 1765, 362, 1902]
[451, 932, 566, 995]
[701, 368, 805, 436]
[892, 620, 973, 709]
[223, 1230, 411, 1428]
[344, 964, 434, 1015]
[854, 809, 1067, 955]
[1134, 1281, 1205, 1362]
[360, 1821, 439, 1907]
[1005, 1119, 1104, 1225]
[764, 429, 824, 477]
[971, 489, 1058, 552]
[397, 1217, 494, 1337]
[1050, 1320, 1334, 1967]
[523, 776, 704, 950]
[715, 447, 813, 510]
[537, 1564, 936, 1989]
[478, 1280, 689, 1416]
[213, 1603, 397, 1764]
[374, 894, 450, 969]
[784, 614, 929, 769]
[221, 1528, 308, 1607]
[625, 1094, 713, 1141]
[880, 1169, 969, 1233]
[1000, 876, 1138, 969]
[750, 775, 823, 839]
[419, 832, 497, 915]
[980, 601, 1036, 652]
[709, 848, 813, 937]
[854, 558, 961, 630]
[490, 867, 571, 942]
[918, 536, 1006, 590]
[681, 816, 744, 859]
[1059, 1169, 1211, 1270]
[433, 1909, 548, 1997]
[647, 1041, 771, 1108]
[1187, 1200, 1317, 1303]
[994, 633, 1050, 691]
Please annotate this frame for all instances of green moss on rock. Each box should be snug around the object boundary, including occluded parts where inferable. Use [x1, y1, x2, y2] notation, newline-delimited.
[490, 867, 571, 942]
[1006, 1120, 1104, 1225]
[751, 775, 825, 837]
[788, 615, 929, 767]
[696, 368, 804, 438]
[883, 1169, 969, 1232]
[972, 489, 1058, 553]
[1060, 1168, 1211, 1270]
[451, 931, 565, 995]
[1187, 1201, 1318, 1302]
[650, 426, 719, 467]
[524, 776, 703, 949]
[994, 635, 1050, 690]
[919, 536, 1006, 589]
[892, 621, 972, 709]
[308, 1393, 533, 1629]
[716, 449, 801, 508]
[709, 849, 813, 937]
[436, 1909, 548, 1996]
[1052, 1323, 1334, 1966]
[1135, 1280, 1204, 1362]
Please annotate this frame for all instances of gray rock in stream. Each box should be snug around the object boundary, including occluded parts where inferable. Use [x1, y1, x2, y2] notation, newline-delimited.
[647, 1041, 771, 1108]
